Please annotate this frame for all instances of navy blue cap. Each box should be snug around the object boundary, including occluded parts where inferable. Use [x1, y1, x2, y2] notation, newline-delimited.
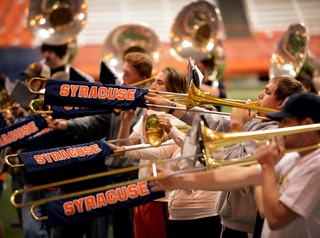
[266, 92, 320, 123]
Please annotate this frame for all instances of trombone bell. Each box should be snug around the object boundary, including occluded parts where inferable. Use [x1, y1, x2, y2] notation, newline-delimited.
[145, 114, 164, 147]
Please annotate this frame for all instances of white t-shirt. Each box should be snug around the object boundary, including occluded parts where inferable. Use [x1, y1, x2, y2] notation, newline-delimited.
[261, 148, 320, 238]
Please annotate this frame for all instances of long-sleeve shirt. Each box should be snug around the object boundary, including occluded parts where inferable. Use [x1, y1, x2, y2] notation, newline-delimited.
[180, 108, 278, 232]
[125, 126, 218, 220]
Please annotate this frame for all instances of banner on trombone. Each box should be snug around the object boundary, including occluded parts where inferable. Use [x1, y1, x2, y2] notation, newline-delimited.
[44, 79, 149, 109]
[19, 138, 114, 172]
[0, 114, 47, 150]
[45, 181, 165, 227]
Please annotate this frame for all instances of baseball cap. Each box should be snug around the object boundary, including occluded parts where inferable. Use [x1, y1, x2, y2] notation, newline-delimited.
[266, 92, 320, 123]
[21, 63, 51, 79]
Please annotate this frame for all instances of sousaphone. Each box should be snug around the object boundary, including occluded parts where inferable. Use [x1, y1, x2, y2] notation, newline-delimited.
[170, 1, 226, 86]
[27, 0, 88, 45]
[299, 50, 320, 94]
[269, 23, 309, 79]
[102, 24, 164, 75]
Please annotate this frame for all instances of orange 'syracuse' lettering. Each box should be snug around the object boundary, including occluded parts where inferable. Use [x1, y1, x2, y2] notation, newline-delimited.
[62, 182, 150, 216]
[59, 84, 136, 101]
[33, 144, 102, 164]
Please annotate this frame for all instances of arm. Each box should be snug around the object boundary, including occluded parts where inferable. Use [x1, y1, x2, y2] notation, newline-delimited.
[145, 94, 231, 131]
[110, 141, 179, 161]
[144, 93, 186, 119]
[257, 139, 299, 230]
[149, 165, 261, 192]
[117, 109, 140, 146]
[158, 114, 186, 147]
[50, 114, 110, 135]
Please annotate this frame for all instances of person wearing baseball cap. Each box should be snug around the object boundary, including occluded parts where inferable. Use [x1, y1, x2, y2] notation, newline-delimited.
[21, 62, 51, 90]
[265, 92, 320, 123]
[149, 92, 320, 237]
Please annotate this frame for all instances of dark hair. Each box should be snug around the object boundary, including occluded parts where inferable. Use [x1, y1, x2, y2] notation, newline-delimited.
[41, 43, 68, 59]
[269, 76, 303, 101]
[160, 66, 187, 93]
[124, 52, 152, 78]
[200, 55, 215, 75]
[295, 75, 316, 93]
[0, 71, 5, 90]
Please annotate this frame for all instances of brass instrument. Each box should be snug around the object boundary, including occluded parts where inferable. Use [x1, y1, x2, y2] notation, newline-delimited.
[269, 23, 309, 79]
[299, 50, 320, 94]
[27, 77, 272, 120]
[170, 1, 226, 88]
[145, 114, 164, 147]
[5, 113, 189, 168]
[126, 76, 156, 88]
[102, 24, 163, 75]
[27, 0, 88, 45]
[5, 141, 176, 169]
[29, 137, 320, 221]
[10, 121, 320, 220]
[184, 81, 277, 113]
[268, 23, 320, 94]
[200, 120, 320, 166]
[169, 1, 220, 63]
[10, 152, 202, 210]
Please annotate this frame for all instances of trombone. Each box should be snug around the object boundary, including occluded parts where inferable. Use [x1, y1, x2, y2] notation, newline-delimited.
[10, 122, 320, 218]
[200, 120, 320, 166]
[28, 78, 273, 121]
[29, 139, 320, 221]
[5, 113, 189, 168]
[148, 81, 278, 113]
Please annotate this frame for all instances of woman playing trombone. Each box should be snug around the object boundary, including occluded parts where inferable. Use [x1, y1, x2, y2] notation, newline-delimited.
[117, 66, 188, 238]
[111, 113, 221, 238]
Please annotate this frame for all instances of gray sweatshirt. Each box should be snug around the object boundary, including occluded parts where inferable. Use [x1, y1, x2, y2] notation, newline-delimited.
[181, 108, 278, 232]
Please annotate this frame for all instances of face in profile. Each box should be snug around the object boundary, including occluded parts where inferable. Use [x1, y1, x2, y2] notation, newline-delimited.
[151, 72, 167, 92]
[122, 62, 143, 86]
[257, 82, 282, 116]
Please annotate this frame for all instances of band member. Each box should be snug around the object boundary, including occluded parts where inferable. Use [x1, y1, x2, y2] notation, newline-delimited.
[111, 112, 221, 238]
[117, 66, 190, 238]
[47, 52, 153, 238]
[150, 92, 320, 238]
[145, 76, 303, 237]
[41, 43, 68, 76]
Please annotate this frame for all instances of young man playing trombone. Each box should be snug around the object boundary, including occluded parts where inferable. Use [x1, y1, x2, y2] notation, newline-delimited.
[149, 92, 320, 238]
[145, 76, 303, 237]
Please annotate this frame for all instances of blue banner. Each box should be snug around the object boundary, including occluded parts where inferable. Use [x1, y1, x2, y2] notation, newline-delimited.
[46, 181, 164, 228]
[51, 106, 113, 119]
[11, 128, 58, 151]
[0, 115, 47, 150]
[44, 79, 148, 109]
[18, 138, 113, 172]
